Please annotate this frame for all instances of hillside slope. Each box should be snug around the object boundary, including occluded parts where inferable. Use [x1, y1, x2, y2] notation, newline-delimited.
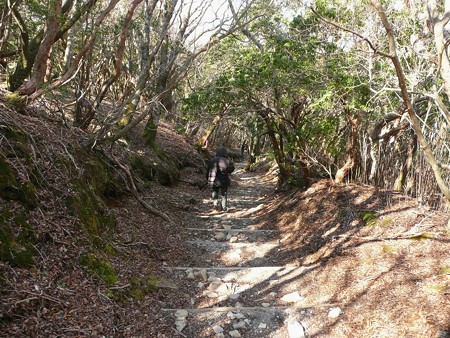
[0, 105, 449, 337]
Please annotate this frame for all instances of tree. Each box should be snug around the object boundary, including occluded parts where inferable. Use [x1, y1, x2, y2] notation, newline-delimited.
[6, 0, 99, 92]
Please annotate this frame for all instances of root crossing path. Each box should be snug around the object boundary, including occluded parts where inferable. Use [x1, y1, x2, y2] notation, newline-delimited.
[163, 164, 333, 337]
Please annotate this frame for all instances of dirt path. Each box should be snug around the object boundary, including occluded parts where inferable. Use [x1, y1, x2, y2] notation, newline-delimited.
[162, 164, 338, 337]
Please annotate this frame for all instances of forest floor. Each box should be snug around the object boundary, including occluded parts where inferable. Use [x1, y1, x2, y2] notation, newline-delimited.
[0, 107, 449, 337]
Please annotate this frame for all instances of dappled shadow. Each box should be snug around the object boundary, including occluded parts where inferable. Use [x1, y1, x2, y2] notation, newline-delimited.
[181, 168, 449, 337]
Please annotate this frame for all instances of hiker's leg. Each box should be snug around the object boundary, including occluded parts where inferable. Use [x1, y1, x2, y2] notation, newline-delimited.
[220, 187, 228, 211]
[212, 187, 219, 208]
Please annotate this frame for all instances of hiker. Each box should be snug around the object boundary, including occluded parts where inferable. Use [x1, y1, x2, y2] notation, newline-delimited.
[206, 147, 235, 211]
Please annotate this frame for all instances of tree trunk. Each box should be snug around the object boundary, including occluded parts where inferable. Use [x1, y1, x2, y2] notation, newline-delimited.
[94, 0, 144, 110]
[28, 0, 120, 101]
[195, 112, 224, 149]
[19, 0, 61, 95]
[371, 0, 450, 202]
[8, 0, 97, 92]
[63, 0, 78, 73]
[259, 109, 289, 184]
[335, 109, 363, 184]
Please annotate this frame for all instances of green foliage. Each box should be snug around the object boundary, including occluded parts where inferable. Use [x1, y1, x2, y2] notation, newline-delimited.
[80, 252, 118, 285]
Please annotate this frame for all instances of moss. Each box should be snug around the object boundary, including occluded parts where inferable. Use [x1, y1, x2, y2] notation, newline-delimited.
[152, 151, 180, 186]
[84, 154, 122, 197]
[60, 145, 121, 244]
[80, 252, 118, 285]
[378, 217, 394, 227]
[5, 92, 26, 109]
[360, 211, 378, 227]
[130, 152, 180, 186]
[0, 211, 36, 267]
[117, 113, 132, 128]
[66, 179, 117, 245]
[112, 275, 159, 302]
[438, 267, 450, 275]
[130, 154, 156, 181]
[0, 156, 37, 208]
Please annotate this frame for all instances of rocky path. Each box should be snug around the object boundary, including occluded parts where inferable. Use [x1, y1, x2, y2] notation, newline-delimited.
[163, 165, 335, 337]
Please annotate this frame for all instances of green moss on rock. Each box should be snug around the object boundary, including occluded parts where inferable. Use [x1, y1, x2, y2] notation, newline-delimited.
[0, 156, 37, 208]
[80, 252, 118, 285]
[130, 152, 180, 186]
[130, 154, 157, 181]
[6, 92, 26, 109]
[0, 211, 35, 267]
[111, 275, 159, 302]
[66, 179, 117, 244]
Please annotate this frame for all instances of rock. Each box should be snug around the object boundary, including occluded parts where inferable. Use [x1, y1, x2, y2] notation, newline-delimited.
[202, 290, 219, 298]
[261, 303, 270, 307]
[228, 293, 240, 300]
[196, 282, 205, 288]
[269, 292, 277, 297]
[213, 325, 224, 333]
[229, 330, 242, 337]
[234, 313, 246, 319]
[233, 320, 246, 329]
[215, 334, 225, 338]
[187, 272, 195, 279]
[214, 232, 226, 241]
[208, 276, 221, 282]
[200, 268, 208, 281]
[259, 323, 267, 329]
[228, 251, 241, 260]
[208, 281, 229, 294]
[280, 291, 302, 303]
[286, 318, 305, 338]
[175, 309, 188, 318]
[328, 307, 342, 318]
[229, 236, 238, 243]
[175, 319, 187, 332]
[226, 233, 232, 240]
[437, 330, 449, 338]
[223, 225, 232, 231]
[226, 311, 235, 319]
[235, 302, 243, 307]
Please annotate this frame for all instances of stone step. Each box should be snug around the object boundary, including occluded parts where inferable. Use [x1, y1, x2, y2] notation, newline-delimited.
[187, 227, 280, 243]
[200, 217, 269, 231]
[186, 241, 280, 267]
[171, 266, 314, 308]
[171, 266, 308, 284]
[162, 304, 337, 338]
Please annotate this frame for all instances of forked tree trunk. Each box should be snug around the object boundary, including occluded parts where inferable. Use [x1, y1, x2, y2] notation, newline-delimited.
[18, 0, 61, 95]
[335, 109, 363, 184]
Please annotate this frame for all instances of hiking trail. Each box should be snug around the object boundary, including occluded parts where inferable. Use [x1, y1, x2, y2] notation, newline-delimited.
[162, 163, 337, 337]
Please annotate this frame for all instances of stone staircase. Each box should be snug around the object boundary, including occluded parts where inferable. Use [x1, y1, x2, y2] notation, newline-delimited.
[162, 166, 334, 337]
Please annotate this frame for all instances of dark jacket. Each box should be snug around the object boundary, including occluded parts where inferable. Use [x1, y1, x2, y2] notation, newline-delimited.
[206, 148, 235, 188]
